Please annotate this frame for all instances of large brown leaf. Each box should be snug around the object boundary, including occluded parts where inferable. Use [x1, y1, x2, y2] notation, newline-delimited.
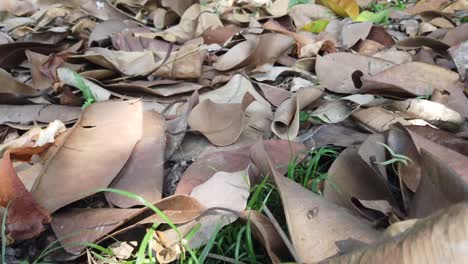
[106, 111, 166, 208]
[325, 203, 468, 263]
[32, 100, 143, 213]
[324, 147, 397, 215]
[52, 195, 205, 255]
[249, 142, 379, 262]
[315, 53, 394, 94]
[187, 93, 254, 146]
[357, 62, 463, 96]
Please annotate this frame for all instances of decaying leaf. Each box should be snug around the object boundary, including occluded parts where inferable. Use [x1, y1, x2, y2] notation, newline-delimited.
[0, 148, 52, 241]
[32, 100, 143, 213]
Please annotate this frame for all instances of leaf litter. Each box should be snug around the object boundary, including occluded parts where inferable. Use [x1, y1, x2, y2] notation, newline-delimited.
[0, 0, 467, 263]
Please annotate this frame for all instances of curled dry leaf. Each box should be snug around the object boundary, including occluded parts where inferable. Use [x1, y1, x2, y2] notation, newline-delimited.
[32, 100, 143, 213]
[384, 99, 465, 131]
[214, 33, 294, 72]
[406, 125, 468, 156]
[272, 87, 323, 140]
[325, 203, 468, 264]
[315, 53, 394, 94]
[352, 107, 411, 133]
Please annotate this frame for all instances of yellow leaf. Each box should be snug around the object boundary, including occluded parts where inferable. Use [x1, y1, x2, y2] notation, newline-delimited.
[316, 0, 360, 18]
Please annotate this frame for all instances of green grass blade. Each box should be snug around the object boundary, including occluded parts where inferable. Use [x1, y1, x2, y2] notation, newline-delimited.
[2, 201, 12, 264]
[198, 219, 223, 263]
[93, 188, 181, 239]
[235, 226, 247, 263]
[245, 214, 256, 261]
[136, 223, 157, 264]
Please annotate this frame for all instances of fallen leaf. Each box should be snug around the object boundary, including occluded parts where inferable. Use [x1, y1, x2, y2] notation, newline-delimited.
[449, 41, 468, 80]
[32, 100, 143, 213]
[317, 0, 360, 18]
[106, 111, 166, 208]
[325, 203, 468, 263]
[383, 99, 465, 131]
[0, 148, 52, 241]
[324, 147, 396, 214]
[357, 62, 463, 96]
[352, 107, 411, 133]
[315, 53, 394, 94]
[51, 195, 205, 255]
[297, 124, 369, 148]
[272, 87, 323, 140]
[249, 141, 379, 262]
[57, 68, 111, 101]
[341, 22, 373, 48]
[0, 104, 80, 126]
[175, 140, 306, 195]
[289, 3, 336, 29]
[187, 93, 254, 146]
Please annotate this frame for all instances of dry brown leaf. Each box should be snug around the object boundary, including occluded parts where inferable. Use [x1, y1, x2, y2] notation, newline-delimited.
[0, 148, 52, 241]
[383, 99, 465, 131]
[272, 87, 323, 140]
[152, 39, 203, 79]
[406, 125, 468, 156]
[357, 62, 463, 96]
[32, 100, 143, 213]
[449, 41, 468, 80]
[325, 203, 468, 264]
[406, 0, 450, 14]
[0, 105, 80, 127]
[315, 53, 394, 94]
[175, 140, 306, 195]
[298, 124, 369, 148]
[187, 93, 254, 146]
[52, 195, 205, 255]
[0, 68, 38, 104]
[106, 111, 166, 208]
[324, 147, 396, 215]
[201, 24, 241, 45]
[249, 141, 379, 262]
[352, 107, 411, 133]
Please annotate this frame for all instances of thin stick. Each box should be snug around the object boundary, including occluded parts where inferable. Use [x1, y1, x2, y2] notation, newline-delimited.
[263, 206, 302, 264]
[207, 253, 246, 264]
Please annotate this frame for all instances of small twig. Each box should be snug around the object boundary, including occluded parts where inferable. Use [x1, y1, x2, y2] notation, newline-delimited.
[263, 206, 302, 264]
